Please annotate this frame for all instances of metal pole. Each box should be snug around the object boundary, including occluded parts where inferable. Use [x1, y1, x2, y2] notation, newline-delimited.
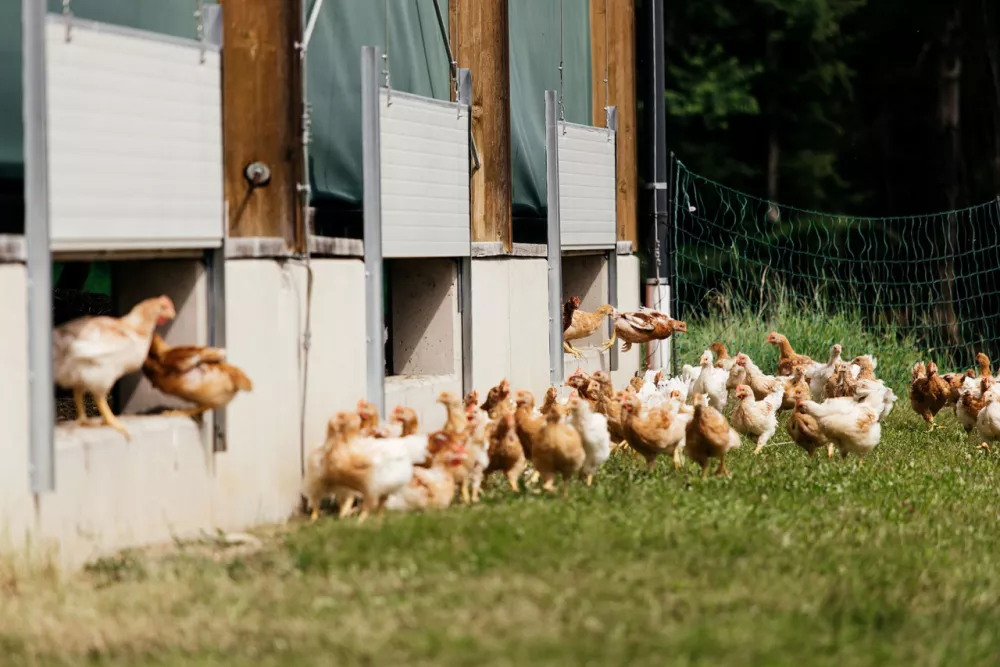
[362, 46, 385, 416]
[457, 68, 474, 397]
[607, 249, 618, 372]
[23, 0, 54, 493]
[207, 246, 227, 452]
[545, 90, 564, 386]
[650, 0, 669, 284]
[301, 0, 325, 52]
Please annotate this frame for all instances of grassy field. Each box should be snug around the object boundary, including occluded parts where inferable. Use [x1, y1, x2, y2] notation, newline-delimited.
[3, 402, 1000, 667]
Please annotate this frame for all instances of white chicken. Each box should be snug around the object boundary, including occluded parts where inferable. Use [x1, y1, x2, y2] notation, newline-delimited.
[567, 393, 611, 486]
[690, 349, 729, 411]
[53, 295, 176, 440]
[384, 433, 468, 513]
[730, 384, 784, 454]
[976, 383, 1000, 452]
[681, 362, 702, 393]
[799, 382, 887, 463]
[956, 375, 988, 434]
[808, 344, 844, 402]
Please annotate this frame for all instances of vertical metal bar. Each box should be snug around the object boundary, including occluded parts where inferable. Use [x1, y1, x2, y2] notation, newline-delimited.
[458, 68, 474, 396]
[207, 246, 227, 453]
[669, 152, 680, 377]
[607, 249, 618, 372]
[650, 0, 669, 284]
[545, 90, 564, 386]
[362, 46, 386, 416]
[24, 0, 54, 494]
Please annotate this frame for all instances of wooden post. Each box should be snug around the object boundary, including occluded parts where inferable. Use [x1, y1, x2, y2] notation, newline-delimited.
[591, 0, 638, 250]
[221, 0, 304, 250]
[449, 0, 513, 251]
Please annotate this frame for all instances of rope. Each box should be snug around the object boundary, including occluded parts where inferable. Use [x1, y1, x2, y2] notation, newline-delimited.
[383, 0, 392, 103]
[558, 0, 565, 131]
[670, 161, 1000, 384]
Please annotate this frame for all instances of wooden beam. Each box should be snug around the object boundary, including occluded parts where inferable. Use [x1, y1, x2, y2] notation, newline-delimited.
[221, 0, 304, 250]
[450, 0, 513, 251]
[591, 0, 638, 250]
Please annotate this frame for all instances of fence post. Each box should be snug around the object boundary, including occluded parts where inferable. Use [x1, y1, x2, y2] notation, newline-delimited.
[545, 90, 564, 386]
[362, 46, 385, 416]
[668, 152, 678, 378]
[23, 0, 54, 493]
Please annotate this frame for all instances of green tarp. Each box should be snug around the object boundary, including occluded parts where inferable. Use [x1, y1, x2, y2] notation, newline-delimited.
[306, 0, 452, 207]
[509, 0, 591, 217]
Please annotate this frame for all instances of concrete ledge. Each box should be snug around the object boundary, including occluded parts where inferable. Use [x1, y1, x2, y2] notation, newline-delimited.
[226, 236, 364, 259]
[309, 235, 364, 258]
[0, 235, 25, 263]
[472, 242, 547, 258]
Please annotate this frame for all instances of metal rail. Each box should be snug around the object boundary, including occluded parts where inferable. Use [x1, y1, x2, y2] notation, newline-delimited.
[545, 90, 564, 386]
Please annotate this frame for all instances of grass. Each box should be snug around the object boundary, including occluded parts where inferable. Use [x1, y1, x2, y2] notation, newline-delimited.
[3, 404, 1000, 667]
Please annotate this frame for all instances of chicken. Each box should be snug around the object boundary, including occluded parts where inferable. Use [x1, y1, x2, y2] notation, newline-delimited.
[726, 363, 747, 396]
[734, 353, 784, 401]
[824, 361, 858, 399]
[590, 370, 615, 399]
[480, 379, 514, 419]
[439, 391, 469, 434]
[685, 394, 741, 479]
[942, 369, 974, 406]
[780, 367, 810, 410]
[976, 383, 1000, 452]
[482, 413, 526, 492]
[690, 349, 729, 411]
[142, 333, 252, 419]
[533, 402, 586, 494]
[709, 342, 736, 371]
[567, 392, 611, 486]
[463, 390, 479, 412]
[384, 432, 468, 512]
[731, 384, 784, 454]
[457, 406, 490, 503]
[566, 369, 600, 409]
[357, 400, 391, 438]
[957, 376, 992, 434]
[787, 400, 830, 459]
[53, 295, 177, 440]
[850, 355, 877, 382]
[808, 344, 844, 401]
[302, 412, 357, 521]
[766, 332, 814, 377]
[610, 309, 687, 353]
[389, 405, 420, 436]
[628, 376, 645, 394]
[909, 361, 950, 431]
[514, 390, 545, 461]
[563, 304, 616, 358]
[974, 352, 992, 379]
[621, 392, 690, 471]
[661, 376, 689, 405]
[562, 296, 581, 333]
[593, 385, 626, 451]
[800, 383, 887, 464]
[681, 362, 702, 392]
[539, 385, 561, 417]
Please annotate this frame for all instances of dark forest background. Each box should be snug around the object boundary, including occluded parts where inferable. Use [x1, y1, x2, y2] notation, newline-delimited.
[662, 0, 1000, 215]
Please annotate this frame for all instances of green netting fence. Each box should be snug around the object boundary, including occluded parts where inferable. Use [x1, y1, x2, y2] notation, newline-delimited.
[671, 161, 1000, 388]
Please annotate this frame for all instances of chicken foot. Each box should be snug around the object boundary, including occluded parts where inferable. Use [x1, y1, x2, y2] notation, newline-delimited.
[672, 447, 683, 471]
[162, 405, 210, 419]
[94, 394, 131, 441]
[715, 455, 731, 478]
[977, 442, 991, 453]
[563, 341, 585, 360]
[599, 329, 617, 352]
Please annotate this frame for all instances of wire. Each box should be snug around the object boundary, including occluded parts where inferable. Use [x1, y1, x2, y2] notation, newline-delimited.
[383, 0, 391, 103]
[558, 0, 565, 130]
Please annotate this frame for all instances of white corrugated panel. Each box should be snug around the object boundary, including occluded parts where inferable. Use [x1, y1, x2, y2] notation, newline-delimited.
[380, 89, 470, 258]
[558, 122, 616, 249]
[45, 16, 224, 252]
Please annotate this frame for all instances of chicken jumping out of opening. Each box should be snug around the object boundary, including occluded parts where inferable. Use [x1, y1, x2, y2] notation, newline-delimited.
[54, 295, 176, 440]
[610, 308, 687, 353]
[563, 304, 616, 359]
[562, 296, 581, 333]
[142, 334, 252, 420]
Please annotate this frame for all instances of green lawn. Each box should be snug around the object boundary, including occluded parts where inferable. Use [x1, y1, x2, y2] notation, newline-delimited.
[3, 406, 1000, 666]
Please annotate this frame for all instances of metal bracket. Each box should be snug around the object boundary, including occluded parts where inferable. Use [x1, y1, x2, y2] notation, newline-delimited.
[194, 0, 206, 64]
[607, 249, 618, 372]
[605, 105, 618, 142]
[545, 90, 565, 385]
[62, 0, 73, 42]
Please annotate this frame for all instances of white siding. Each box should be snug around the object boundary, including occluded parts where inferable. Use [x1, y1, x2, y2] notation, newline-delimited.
[45, 16, 224, 252]
[380, 90, 470, 258]
[558, 122, 616, 249]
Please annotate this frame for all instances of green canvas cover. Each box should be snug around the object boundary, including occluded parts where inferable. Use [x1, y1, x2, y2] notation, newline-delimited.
[306, 0, 452, 207]
[508, 0, 592, 217]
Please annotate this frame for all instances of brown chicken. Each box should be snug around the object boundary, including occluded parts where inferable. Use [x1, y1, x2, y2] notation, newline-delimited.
[710, 342, 736, 371]
[463, 390, 479, 412]
[909, 361, 951, 431]
[824, 362, 858, 399]
[480, 379, 514, 418]
[390, 406, 420, 436]
[142, 334, 252, 419]
[562, 296, 581, 333]
[384, 432, 468, 513]
[356, 400, 389, 438]
[564, 304, 616, 358]
[942, 369, 975, 406]
[780, 367, 810, 410]
[851, 356, 877, 381]
[54, 295, 177, 440]
[539, 386, 560, 417]
[787, 400, 831, 459]
[958, 376, 993, 434]
[514, 390, 545, 461]
[766, 332, 814, 377]
[439, 391, 468, 434]
[621, 393, 689, 471]
[533, 402, 586, 495]
[566, 369, 600, 408]
[483, 413, 526, 492]
[629, 376, 645, 393]
[591, 370, 615, 399]
[685, 394, 742, 479]
[974, 352, 992, 379]
[610, 309, 687, 353]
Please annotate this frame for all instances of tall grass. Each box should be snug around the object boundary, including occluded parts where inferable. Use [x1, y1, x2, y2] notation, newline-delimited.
[675, 286, 922, 391]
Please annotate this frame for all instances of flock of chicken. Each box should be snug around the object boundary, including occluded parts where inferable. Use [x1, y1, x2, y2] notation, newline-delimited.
[302, 328, 921, 521]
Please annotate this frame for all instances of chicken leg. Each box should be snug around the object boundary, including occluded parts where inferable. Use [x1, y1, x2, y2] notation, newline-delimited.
[600, 329, 617, 352]
[163, 405, 210, 419]
[95, 394, 131, 441]
[73, 388, 88, 425]
[460, 479, 471, 505]
[309, 508, 320, 523]
[672, 447, 682, 471]
[978, 442, 991, 453]
[563, 340, 585, 360]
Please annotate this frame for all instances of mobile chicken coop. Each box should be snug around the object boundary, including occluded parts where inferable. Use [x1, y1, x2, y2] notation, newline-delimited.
[0, 0, 643, 565]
